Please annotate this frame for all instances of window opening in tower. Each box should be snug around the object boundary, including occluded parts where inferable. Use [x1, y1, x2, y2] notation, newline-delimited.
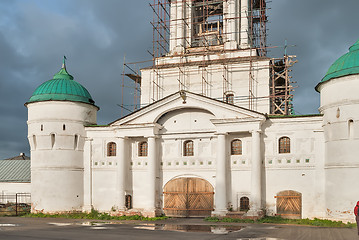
[192, 0, 223, 47]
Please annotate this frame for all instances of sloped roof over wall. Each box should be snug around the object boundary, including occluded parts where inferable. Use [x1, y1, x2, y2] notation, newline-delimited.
[0, 159, 31, 183]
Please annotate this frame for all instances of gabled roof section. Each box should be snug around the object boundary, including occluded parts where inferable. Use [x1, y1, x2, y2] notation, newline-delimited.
[110, 91, 266, 127]
[0, 159, 31, 183]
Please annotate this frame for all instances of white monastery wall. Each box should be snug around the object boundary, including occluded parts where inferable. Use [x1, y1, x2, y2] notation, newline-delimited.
[263, 116, 325, 219]
[0, 183, 31, 196]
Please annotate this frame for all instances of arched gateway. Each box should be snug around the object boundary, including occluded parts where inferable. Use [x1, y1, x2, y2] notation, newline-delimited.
[163, 177, 214, 217]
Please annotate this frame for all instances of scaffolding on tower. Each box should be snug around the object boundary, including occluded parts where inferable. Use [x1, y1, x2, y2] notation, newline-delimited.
[119, 0, 297, 117]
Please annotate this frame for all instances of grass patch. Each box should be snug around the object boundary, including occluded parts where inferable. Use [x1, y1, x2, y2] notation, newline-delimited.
[23, 209, 168, 221]
[205, 216, 356, 228]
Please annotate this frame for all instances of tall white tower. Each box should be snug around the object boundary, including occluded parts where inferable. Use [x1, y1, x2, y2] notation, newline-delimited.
[26, 58, 98, 213]
[316, 39, 359, 221]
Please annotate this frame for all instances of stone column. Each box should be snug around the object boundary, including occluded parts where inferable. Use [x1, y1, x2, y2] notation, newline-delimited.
[147, 136, 158, 214]
[213, 133, 228, 216]
[248, 130, 262, 216]
[240, 0, 249, 48]
[83, 138, 93, 212]
[117, 137, 126, 210]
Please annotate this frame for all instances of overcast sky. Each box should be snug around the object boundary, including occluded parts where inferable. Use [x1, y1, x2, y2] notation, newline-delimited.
[1, 0, 358, 159]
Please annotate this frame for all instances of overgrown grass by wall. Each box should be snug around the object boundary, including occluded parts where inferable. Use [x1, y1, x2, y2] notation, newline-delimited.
[205, 216, 356, 228]
[23, 209, 168, 221]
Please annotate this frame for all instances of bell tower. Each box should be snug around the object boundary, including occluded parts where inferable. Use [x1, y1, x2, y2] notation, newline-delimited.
[141, 0, 270, 113]
[169, 0, 253, 54]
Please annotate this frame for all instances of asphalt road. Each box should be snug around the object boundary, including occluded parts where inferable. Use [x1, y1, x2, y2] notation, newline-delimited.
[0, 217, 358, 240]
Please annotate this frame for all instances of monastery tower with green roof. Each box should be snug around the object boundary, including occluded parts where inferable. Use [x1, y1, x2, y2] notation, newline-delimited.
[316, 39, 359, 220]
[25, 58, 98, 213]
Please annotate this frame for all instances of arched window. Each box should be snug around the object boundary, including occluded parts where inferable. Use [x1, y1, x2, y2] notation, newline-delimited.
[138, 141, 148, 157]
[231, 139, 242, 155]
[184, 140, 194, 156]
[226, 93, 234, 104]
[279, 137, 290, 154]
[107, 142, 116, 156]
[240, 197, 250, 211]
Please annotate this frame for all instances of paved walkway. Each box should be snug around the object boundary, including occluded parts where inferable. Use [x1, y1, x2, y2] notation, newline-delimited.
[0, 217, 358, 240]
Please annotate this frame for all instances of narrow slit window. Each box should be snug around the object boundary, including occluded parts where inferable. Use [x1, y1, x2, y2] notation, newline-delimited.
[348, 119, 354, 139]
[51, 134, 55, 149]
[74, 135, 78, 150]
[32, 135, 37, 149]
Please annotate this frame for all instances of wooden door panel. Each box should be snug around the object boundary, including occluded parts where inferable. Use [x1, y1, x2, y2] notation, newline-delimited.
[276, 191, 301, 219]
[164, 178, 214, 217]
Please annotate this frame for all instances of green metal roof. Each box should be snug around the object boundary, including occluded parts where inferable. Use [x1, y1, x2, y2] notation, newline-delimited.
[27, 58, 95, 105]
[0, 159, 31, 183]
[316, 39, 359, 91]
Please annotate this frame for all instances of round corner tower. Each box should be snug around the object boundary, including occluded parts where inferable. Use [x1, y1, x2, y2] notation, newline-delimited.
[316, 39, 359, 221]
[25, 58, 98, 213]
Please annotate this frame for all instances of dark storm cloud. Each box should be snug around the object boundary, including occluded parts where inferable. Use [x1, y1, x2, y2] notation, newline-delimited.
[1, 0, 358, 158]
[268, 0, 359, 114]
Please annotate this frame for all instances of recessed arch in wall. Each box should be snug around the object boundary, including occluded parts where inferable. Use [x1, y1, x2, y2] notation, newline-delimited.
[155, 107, 215, 124]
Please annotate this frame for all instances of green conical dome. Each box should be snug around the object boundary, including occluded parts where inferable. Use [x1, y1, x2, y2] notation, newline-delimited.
[27, 59, 95, 105]
[316, 39, 359, 91]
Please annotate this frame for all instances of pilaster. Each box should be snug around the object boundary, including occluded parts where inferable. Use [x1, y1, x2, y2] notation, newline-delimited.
[240, 0, 249, 48]
[247, 129, 262, 216]
[147, 136, 158, 213]
[213, 133, 228, 216]
[117, 137, 127, 210]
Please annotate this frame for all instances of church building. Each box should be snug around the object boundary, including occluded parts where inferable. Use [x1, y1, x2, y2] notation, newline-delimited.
[25, 0, 359, 222]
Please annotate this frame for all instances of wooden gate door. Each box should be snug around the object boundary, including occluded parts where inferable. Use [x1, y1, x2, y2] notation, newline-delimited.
[163, 177, 214, 217]
[275, 190, 302, 219]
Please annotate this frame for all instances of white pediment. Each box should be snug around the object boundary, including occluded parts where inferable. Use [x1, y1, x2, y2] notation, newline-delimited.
[110, 91, 266, 128]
